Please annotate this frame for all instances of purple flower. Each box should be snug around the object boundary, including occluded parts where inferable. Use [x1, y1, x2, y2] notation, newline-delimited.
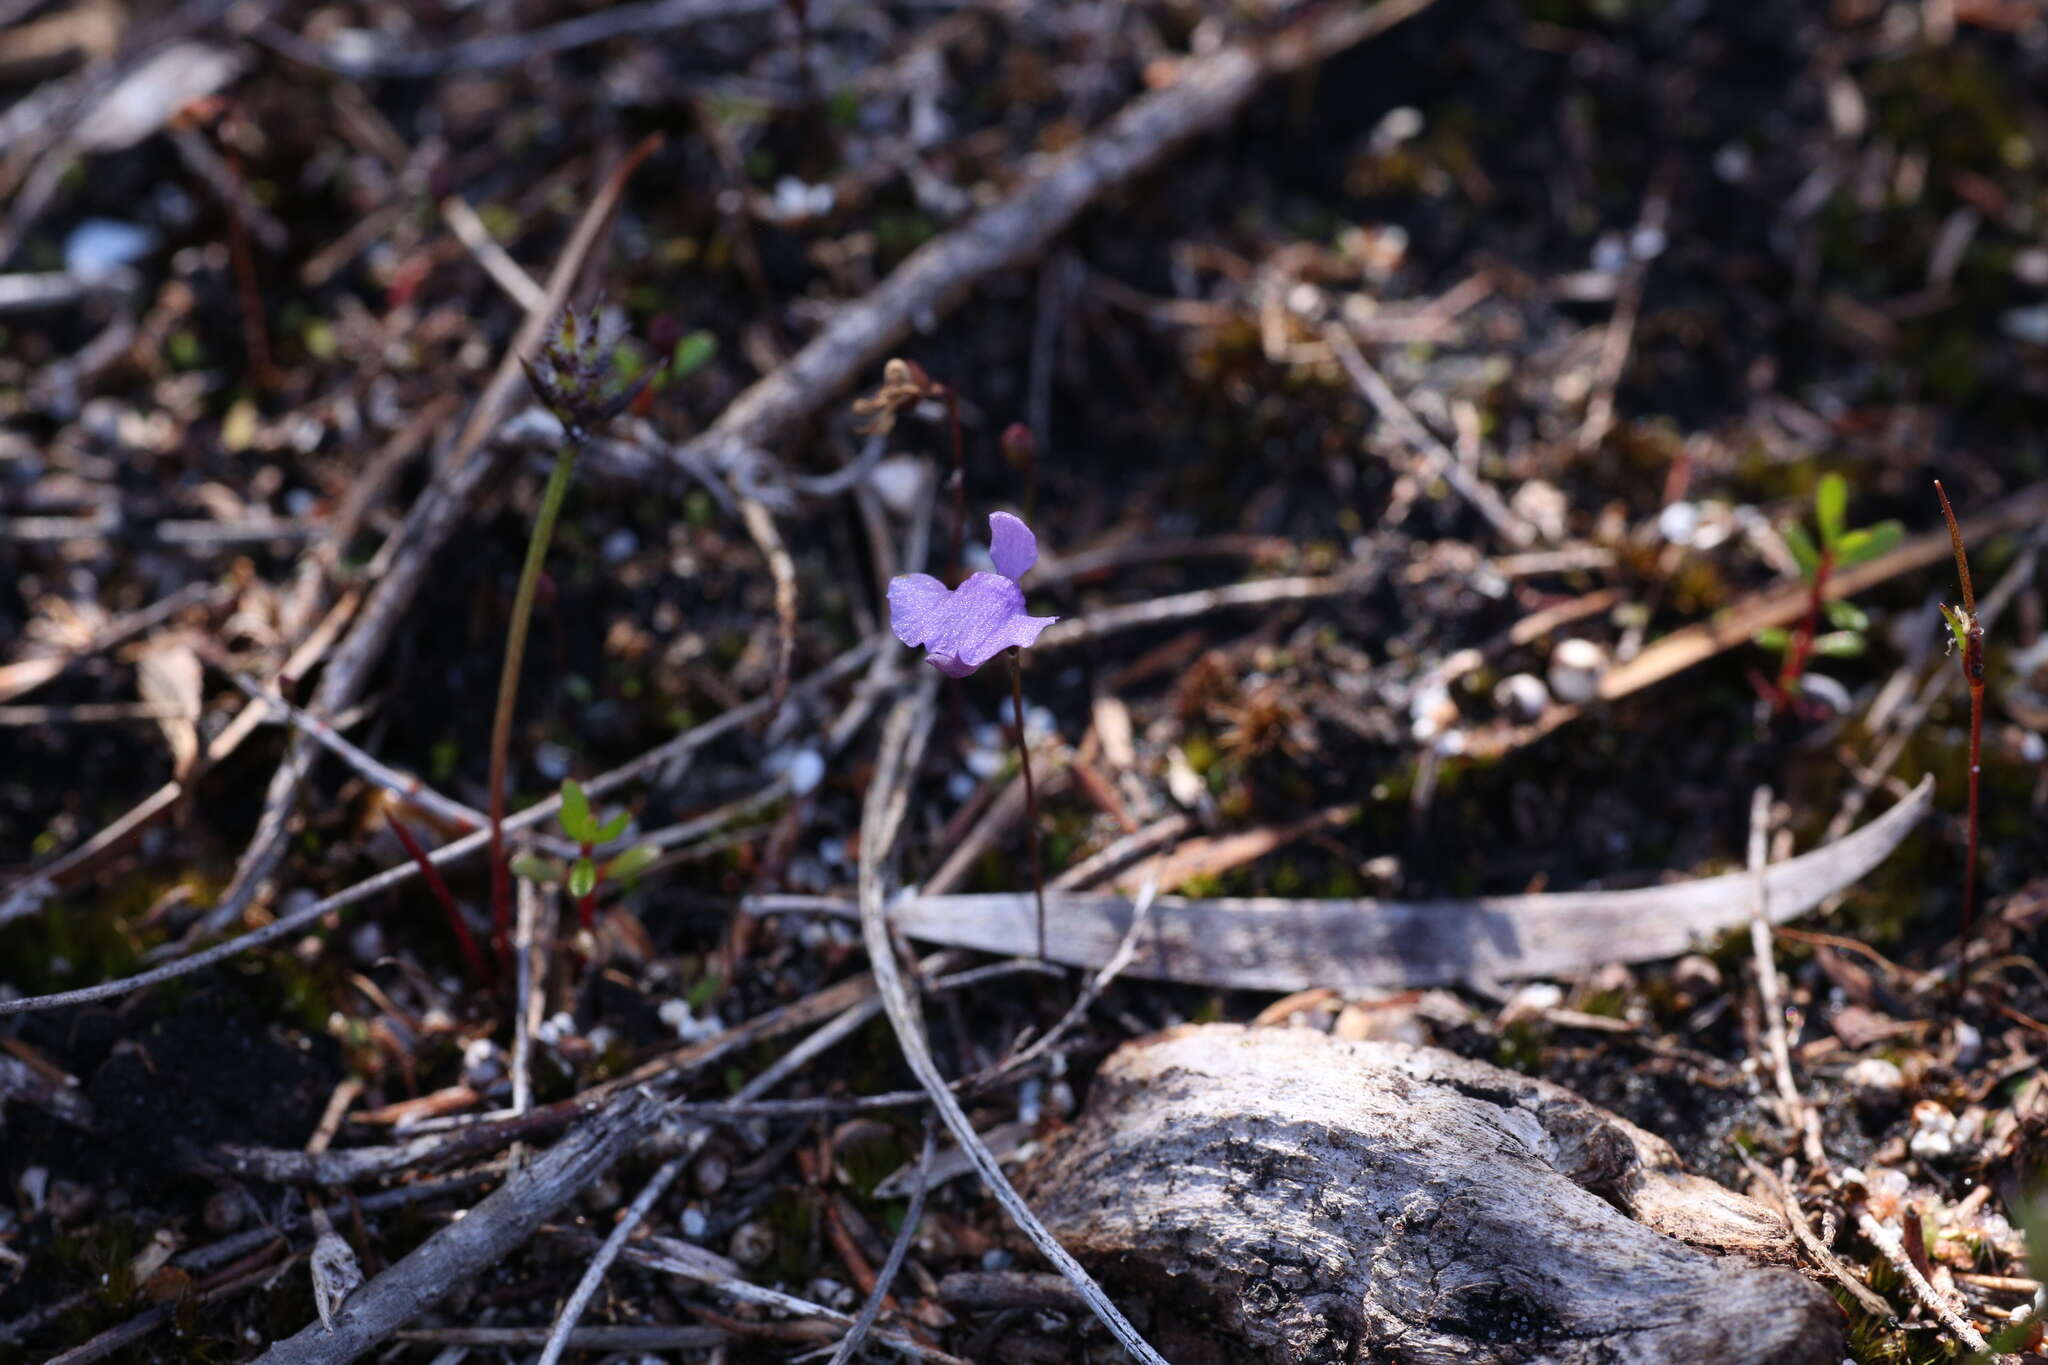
[888, 512, 1058, 677]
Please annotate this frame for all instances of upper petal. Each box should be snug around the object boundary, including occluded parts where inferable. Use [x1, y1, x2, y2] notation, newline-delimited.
[886, 573, 951, 647]
[987, 511, 1038, 582]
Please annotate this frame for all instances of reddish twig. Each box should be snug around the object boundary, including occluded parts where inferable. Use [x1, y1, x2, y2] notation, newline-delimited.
[1009, 654, 1049, 961]
[1933, 481, 1985, 1003]
[1774, 547, 1834, 707]
[384, 811, 494, 987]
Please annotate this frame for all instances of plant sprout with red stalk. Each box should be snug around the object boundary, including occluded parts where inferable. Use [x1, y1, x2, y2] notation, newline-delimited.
[888, 511, 1059, 959]
[1933, 480, 1984, 998]
[510, 779, 661, 933]
[1752, 472, 1901, 716]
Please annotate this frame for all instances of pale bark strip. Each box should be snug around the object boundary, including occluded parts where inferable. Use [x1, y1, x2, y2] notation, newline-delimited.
[756, 775, 1930, 991]
[252, 1093, 665, 1365]
[680, 0, 1444, 493]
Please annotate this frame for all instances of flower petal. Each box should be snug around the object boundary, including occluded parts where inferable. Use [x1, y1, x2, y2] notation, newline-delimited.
[885, 570, 1059, 676]
[988, 511, 1038, 582]
[886, 573, 951, 648]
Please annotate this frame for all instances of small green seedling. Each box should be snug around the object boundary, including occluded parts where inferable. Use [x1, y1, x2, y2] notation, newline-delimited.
[1753, 472, 1903, 714]
[510, 778, 661, 930]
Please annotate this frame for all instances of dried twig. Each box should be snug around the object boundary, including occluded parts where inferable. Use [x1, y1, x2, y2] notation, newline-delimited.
[856, 678, 1170, 1364]
[199, 134, 662, 939]
[826, 1122, 937, 1365]
[1855, 1209, 1995, 1356]
[1467, 481, 2048, 758]
[536, 1155, 686, 1365]
[258, 0, 776, 79]
[1746, 786, 1824, 1168]
[252, 1093, 665, 1365]
[0, 639, 876, 1018]
[1037, 569, 1378, 650]
[677, 0, 1444, 497]
[739, 495, 798, 714]
[1324, 322, 1536, 546]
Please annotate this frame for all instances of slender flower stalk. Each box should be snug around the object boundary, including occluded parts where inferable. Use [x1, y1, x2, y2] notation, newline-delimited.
[1010, 654, 1049, 961]
[1933, 480, 1984, 1004]
[887, 510, 1060, 960]
[488, 306, 649, 963]
[487, 443, 579, 956]
[943, 386, 966, 582]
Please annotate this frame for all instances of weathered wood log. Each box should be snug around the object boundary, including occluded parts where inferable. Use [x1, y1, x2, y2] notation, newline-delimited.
[1021, 1025, 1841, 1364]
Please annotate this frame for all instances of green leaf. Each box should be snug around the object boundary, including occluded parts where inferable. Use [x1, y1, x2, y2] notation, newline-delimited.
[1939, 603, 1972, 655]
[510, 853, 560, 883]
[1812, 631, 1866, 658]
[595, 810, 632, 844]
[1834, 520, 1903, 568]
[686, 973, 723, 1009]
[669, 331, 717, 382]
[1814, 472, 1848, 550]
[1754, 627, 1791, 652]
[559, 779, 596, 843]
[605, 843, 661, 883]
[1781, 522, 1820, 580]
[1824, 599, 1869, 632]
[568, 857, 597, 899]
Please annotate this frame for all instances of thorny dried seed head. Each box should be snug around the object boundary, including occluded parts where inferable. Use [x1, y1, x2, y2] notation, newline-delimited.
[522, 304, 649, 437]
[852, 356, 940, 435]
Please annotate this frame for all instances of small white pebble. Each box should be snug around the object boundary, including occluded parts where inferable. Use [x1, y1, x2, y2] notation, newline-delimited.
[1547, 638, 1608, 705]
[680, 1206, 709, 1240]
[1492, 673, 1549, 723]
[981, 1249, 1013, 1272]
[788, 749, 825, 796]
[602, 528, 638, 564]
[65, 218, 156, 281]
[1657, 500, 1701, 546]
[461, 1038, 504, 1088]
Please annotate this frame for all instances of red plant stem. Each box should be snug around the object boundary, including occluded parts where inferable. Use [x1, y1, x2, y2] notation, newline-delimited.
[943, 387, 965, 585]
[221, 141, 277, 390]
[1776, 548, 1833, 700]
[1963, 671, 1982, 954]
[385, 811, 494, 987]
[1934, 480, 1984, 1005]
[1010, 653, 1049, 962]
[577, 842, 599, 931]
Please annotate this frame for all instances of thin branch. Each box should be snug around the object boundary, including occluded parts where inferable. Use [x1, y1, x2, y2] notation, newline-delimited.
[0, 639, 876, 1018]
[251, 1093, 666, 1365]
[676, 0, 1445, 497]
[739, 495, 799, 714]
[198, 133, 663, 939]
[1855, 1209, 1995, 1356]
[536, 1156, 686, 1365]
[1323, 321, 1536, 546]
[1746, 786, 1823, 1168]
[826, 1123, 937, 1365]
[857, 678, 1169, 1364]
[1037, 570, 1377, 650]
